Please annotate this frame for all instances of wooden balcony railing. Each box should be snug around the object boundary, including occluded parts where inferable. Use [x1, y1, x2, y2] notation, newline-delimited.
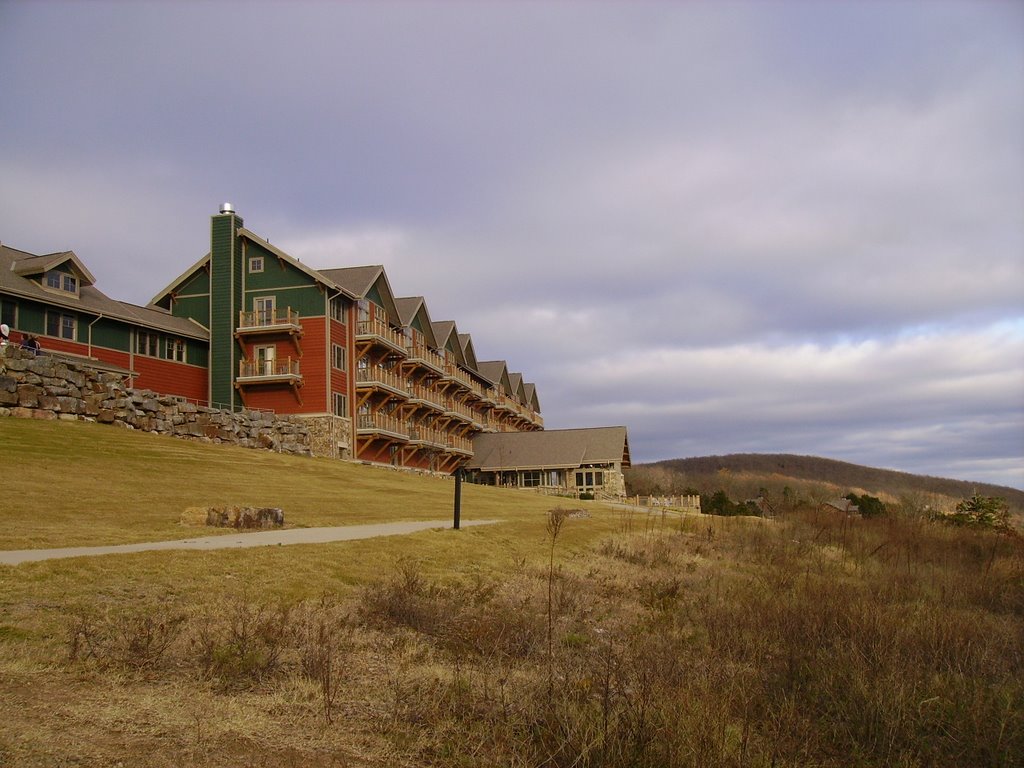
[355, 366, 408, 396]
[443, 363, 473, 389]
[356, 412, 409, 439]
[406, 383, 445, 410]
[443, 398, 476, 422]
[237, 357, 301, 380]
[356, 318, 407, 354]
[446, 434, 473, 454]
[407, 424, 447, 447]
[404, 343, 446, 373]
[237, 307, 301, 331]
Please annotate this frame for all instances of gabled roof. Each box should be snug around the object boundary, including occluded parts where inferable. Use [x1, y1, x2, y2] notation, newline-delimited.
[477, 360, 511, 392]
[431, 320, 466, 367]
[10, 249, 97, 286]
[507, 372, 526, 403]
[523, 382, 541, 413]
[458, 333, 479, 371]
[466, 427, 631, 471]
[394, 296, 438, 349]
[149, 252, 210, 306]
[320, 264, 400, 324]
[1, 244, 206, 339]
[237, 228, 355, 298]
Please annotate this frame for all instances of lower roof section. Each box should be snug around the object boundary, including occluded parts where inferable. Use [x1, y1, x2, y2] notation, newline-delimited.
[466, 426, 631, 472]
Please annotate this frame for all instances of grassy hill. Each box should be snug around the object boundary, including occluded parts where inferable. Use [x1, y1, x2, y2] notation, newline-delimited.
[629, 453, 1024, 512]
[1, 418, 1021, 767]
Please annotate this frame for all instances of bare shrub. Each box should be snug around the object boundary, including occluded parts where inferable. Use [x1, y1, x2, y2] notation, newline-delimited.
[67, 604, 185, 671]
[192, 595, 292, 689]
[292, 594, 352, 723]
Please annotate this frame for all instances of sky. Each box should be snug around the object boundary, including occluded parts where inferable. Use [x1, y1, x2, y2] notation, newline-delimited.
[1, 0, 1022, 489]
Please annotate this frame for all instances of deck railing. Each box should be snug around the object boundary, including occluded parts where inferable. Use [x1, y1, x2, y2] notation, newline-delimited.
[407, 383, 446, 410]
[356, 412, 409, 438]
[356, 317, 406, 352]
[405, 343, 446, 373]
[443, 398, 476, 422]
[237, 307, 300, 329]
[238, 357, 301, 379]
[355, 366, 408, 395]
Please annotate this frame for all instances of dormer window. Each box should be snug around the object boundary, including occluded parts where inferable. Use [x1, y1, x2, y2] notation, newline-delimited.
[44, 270, 78, 295]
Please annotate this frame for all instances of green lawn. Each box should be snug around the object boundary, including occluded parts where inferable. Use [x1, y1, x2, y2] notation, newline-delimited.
[0, 417, 595, 550]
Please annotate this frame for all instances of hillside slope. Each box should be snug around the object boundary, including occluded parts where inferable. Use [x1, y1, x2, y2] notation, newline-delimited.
[638, 453, 1024, 510]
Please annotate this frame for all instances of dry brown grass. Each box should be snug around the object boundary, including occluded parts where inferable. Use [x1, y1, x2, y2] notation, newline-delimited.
[1, 419, 1022, 766]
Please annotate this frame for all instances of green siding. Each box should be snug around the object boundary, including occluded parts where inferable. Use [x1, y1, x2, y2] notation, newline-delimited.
[179, 268, 210, 295]
[244, 285, 325, 317]
[186, 338, 208, 367]
[90, 318, 131, 351]
[15, 302, 45, 334]
[173, 295, 210, 325]
[367, 283, 384, 309]
[210, 213, 242, 409]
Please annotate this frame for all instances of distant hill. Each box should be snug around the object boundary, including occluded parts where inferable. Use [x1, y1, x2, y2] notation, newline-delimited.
[633, 453, 1024, 512]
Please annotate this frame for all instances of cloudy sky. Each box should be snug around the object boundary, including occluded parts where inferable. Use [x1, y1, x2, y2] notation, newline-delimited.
[2, 1, 1022, 488]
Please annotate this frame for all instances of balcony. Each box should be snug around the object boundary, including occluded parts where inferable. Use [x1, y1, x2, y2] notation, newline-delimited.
[493, 394, 518, 414]
[236, 308, 304, 356]
[442, 398, 476, 423]
[237, 357, 302, 384]
[445, 434, 474, 455]
[237, 307, 302, 334]
[404, 343, 446, 375]
[356, 412, 409, 441]
[406, 383, 445, 412]
[356, 317, 407, 357]
[355, 366, 409, 399]
[407, 424, 447, 449]
[441, 363, 473, 390]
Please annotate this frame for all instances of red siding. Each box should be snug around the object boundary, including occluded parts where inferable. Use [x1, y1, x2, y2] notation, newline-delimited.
[329, 315, 351, 405]
[237, 315, 329, 415]
[130, 355, 208, 402]
[32, 336, 207, 403]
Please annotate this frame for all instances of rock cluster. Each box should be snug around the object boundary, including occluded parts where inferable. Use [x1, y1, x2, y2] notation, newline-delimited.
[201, 506, 285, 529]
[0, 348, 311, 456]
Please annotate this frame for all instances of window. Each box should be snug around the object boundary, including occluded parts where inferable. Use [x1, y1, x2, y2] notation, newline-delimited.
[44, 270, 77, 294]
[254, 296, 275, 325]
[522, 470, 542, 488]
[136, 331, 159, 356]
[332, 344, 347, 371]
[575, 471, 604, 489]
[165, 338, 186, 363]
[330, 297, 347, 323]
[0, 298, 16, 328]
[333, 393, 348, 416]
[45, 311, 77, 340]
[254, 344, 276, 376]
[249, 256, 264, 273]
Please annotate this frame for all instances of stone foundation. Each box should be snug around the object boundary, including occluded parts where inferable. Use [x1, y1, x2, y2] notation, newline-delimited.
[0, 348, 310, 456]
[301, 414, 353, 459]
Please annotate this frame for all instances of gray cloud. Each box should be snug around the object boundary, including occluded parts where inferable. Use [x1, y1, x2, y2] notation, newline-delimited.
[1, 0, 1022, 488]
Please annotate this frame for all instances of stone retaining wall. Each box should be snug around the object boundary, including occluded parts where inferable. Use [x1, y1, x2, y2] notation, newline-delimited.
[0, 348, 311, 455]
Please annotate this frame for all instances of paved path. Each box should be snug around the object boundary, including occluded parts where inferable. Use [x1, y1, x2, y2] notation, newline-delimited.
[0, 519, 500, 566]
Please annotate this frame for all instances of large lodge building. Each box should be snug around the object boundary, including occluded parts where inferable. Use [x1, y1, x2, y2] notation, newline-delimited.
[2, 205, 630, 491]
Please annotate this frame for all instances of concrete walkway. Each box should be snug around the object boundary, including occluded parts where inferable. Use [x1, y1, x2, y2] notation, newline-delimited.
[0, 519, 500, 566]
